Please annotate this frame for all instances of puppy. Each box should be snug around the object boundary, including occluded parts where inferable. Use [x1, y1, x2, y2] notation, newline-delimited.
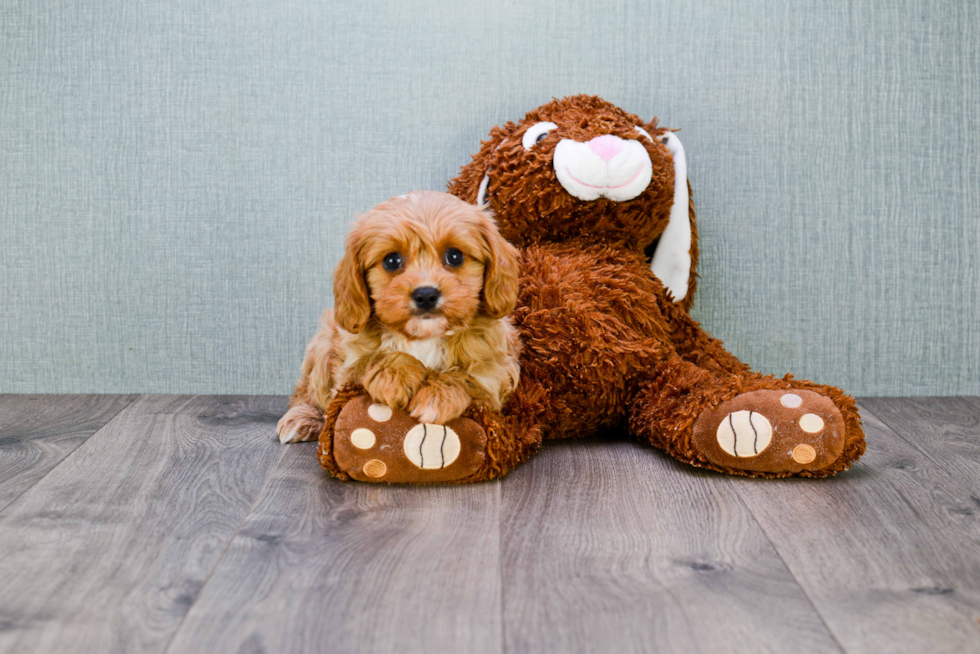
[277, 191, 521, 444]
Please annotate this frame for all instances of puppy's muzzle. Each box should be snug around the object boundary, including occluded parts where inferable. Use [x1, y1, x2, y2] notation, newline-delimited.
[411, 286, 441, 312]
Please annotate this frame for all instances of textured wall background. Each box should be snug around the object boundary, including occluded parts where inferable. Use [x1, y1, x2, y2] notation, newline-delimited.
[2, 0, 978, 396]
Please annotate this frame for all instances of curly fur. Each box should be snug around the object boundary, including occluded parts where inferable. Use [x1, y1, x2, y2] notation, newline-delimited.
[443, 95, 866, 479]
[448, 94, 700, 312]
[278, 191, 521, 443]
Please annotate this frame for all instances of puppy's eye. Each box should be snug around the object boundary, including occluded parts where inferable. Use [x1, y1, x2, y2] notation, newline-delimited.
[522, 122, 558, 150]
[382, 253, 402, 271]
[444, 248, 464, 267]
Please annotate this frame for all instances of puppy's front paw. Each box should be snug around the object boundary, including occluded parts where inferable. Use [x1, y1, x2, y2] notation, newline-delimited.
[408, 378, 472, 424]
[277, 404, 324, 443]
[363, 357, 427, 410]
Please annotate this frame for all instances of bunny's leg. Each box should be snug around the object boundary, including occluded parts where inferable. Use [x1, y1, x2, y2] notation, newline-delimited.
[629, 352, 866, 478]
[318, 382, 543, 484]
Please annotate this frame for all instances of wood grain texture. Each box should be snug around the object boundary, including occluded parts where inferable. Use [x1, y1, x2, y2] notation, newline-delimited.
[860, 397, 980, 481]
[499, 438, 841, 654]
[0, 395, 285, 654]
[3, 396, 978, 653]
[0, 394, 136, 512]
[166, 443, 502, 654]
[730, 403, 980, 653]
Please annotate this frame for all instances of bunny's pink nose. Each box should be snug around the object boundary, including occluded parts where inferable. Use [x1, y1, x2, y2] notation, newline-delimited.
[587, 135, 625, 162]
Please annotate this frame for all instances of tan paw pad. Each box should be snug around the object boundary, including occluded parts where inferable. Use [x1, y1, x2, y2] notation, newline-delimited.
[403, 424, 461, 469]
[716, 410, 772, 457]
[792, 444, 817, 464]
[692, 388, 846, 474]
[367, 403, 393, 422]
[330, 394, 488, 483]
[780, 393, 803, 408]
[362, 459, 387, 478]
[349, 428, 376, 449]
[799, 413, 824, 433]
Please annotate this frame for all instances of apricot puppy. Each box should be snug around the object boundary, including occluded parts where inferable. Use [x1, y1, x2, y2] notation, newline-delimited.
[277, 191, 521, 443]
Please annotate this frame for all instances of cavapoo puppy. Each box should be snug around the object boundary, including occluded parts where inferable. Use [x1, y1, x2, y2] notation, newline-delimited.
[277, 191, 521, 444]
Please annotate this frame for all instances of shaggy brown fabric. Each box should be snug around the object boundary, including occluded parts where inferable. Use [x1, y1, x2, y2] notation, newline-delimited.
[448, 94, 700, 312]
[691, 389, 845, 473]
[333, 393, 489, 483]
[442, 94, 866, 479]
[321, 94, 866, 482]
[318, 383, 365, 480]
[319, 383, 540, 483]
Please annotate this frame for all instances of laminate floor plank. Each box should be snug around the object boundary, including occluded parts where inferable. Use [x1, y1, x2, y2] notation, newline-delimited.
[166, 443, 503, 654]
[499, 438, 842, 654]
[860, 396, 980, 480]
[0, 395, 285, 654]
[0, 394, 137, 511]
[4, 396, 978, 653]
[730, 403, 980, 654]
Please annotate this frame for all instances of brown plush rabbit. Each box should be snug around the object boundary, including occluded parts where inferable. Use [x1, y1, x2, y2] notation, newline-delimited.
[315, 95, 865, 483]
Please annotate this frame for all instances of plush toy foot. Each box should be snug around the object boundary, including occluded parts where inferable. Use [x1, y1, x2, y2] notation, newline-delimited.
[692, 389, 845, 475]
[324, 393, 489, 483]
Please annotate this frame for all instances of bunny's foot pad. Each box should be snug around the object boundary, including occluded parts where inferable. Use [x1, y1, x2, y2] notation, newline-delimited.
[330, 394, 487, 483]
[691, 389, 845, 474]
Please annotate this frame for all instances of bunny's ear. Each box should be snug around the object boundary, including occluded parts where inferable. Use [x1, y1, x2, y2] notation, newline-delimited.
[448, 123, 511, 204]
[650, 131, 697, 306]
[476, 174, 491, 205]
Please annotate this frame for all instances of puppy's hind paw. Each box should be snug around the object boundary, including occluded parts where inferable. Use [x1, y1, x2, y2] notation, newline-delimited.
[277, 404, 324, 444]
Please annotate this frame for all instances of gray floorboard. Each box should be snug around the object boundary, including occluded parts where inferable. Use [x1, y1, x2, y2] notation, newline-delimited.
[861, 396, 980, 480]
[0, 394, 136, 512]
[2, 396, 978, 653]
[0, 395, 285, 654]
[166, 443, 502, 654]
[499, 438, 842, 654]
[729, 402, 980, 654]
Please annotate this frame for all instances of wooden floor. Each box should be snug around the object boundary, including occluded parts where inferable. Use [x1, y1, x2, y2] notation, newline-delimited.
[0, 396, 978, 653]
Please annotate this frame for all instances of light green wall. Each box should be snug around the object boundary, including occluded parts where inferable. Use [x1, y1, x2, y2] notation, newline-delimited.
[2, 0, 978, 396]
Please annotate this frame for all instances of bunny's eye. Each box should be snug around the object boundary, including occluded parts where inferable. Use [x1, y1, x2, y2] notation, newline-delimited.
[522, 122, 558, 150]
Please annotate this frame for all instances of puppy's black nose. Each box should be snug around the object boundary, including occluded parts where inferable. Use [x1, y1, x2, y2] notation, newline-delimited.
[411, 286, 441, 311]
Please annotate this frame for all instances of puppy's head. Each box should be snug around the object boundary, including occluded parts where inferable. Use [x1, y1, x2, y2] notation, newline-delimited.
[334, 191, 519, 339]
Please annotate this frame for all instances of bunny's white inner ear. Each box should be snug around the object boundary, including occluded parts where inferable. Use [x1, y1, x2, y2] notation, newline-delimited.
[650, 132, 691, 303]
[477, 173, 490, 205]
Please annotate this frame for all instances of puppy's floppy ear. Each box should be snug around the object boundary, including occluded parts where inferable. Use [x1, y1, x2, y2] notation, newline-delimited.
[333, 227, 372, 333]
[477, 209, 521, 318]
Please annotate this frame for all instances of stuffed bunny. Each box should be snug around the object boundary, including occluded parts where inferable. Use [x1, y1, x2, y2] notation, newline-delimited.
[317, 95, 866, 482]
